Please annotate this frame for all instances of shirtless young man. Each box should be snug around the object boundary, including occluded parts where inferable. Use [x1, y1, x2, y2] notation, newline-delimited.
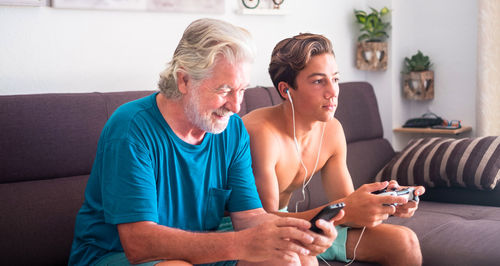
[242, 33, 425, 265]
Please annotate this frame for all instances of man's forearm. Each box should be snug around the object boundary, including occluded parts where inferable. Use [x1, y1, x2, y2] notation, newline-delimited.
[230, 209, 277, 231]
[118, 221, 240, 264]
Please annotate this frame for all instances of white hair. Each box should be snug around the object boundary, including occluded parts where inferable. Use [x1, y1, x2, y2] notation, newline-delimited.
[158, 18, 256, 99]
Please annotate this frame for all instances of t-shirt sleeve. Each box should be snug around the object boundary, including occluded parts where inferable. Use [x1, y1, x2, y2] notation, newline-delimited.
[100, 139, 158, 224]
[226, 124, 263, 212]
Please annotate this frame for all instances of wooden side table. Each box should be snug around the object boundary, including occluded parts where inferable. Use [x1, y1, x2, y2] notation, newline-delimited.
[393, 126, 472, 135]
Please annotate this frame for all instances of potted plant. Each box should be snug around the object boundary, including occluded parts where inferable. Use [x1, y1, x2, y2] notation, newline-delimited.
[354, 7, 391, 71]
[402, 50, 434, 100]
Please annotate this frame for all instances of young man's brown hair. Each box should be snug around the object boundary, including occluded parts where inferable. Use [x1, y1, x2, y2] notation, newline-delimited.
[268, 33, 335, 99]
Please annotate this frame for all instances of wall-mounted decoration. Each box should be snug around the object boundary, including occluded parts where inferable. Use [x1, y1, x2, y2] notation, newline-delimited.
[354, 7, 390, 71]
[52, 0, 225, 14]
[0, 0, 42, 6]
[238, 0, 290, 15]
[356, 42, 387, 71]
[402, 50, 434, 100]
[241, 0, 283, 9]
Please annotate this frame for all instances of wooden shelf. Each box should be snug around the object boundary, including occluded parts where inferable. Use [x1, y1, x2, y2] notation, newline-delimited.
[393, 126, 472, 135]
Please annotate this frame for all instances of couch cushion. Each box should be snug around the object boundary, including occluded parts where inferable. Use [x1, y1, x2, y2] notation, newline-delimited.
[0, 175, 89, 266]
[375, 137, 500, 190]
[0, 94, 107, 183]
[101, 91, 155, 116]
[347, 139, 395, 188]
[335, 82, 384, 144]
[387, 201, 500, 266]
[238, 86, 282, 116]
[0, 91, 154, 183]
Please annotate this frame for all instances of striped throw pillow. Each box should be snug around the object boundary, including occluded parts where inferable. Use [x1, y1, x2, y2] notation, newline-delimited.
[375, 136, 500, 190]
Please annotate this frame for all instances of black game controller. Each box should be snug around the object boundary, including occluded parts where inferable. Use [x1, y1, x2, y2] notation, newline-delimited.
[372, 187, 419, 206]
[310, 202, 345, 234]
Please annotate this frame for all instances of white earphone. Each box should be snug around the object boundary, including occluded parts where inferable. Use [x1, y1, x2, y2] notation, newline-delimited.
[285, 87, 325, 212]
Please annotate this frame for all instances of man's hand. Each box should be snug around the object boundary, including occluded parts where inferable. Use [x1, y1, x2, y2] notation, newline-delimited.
[341, 181, 408, 227]
[235, 216, 315, 263]
[387, 180, 426, 218]
[304, 209, 344, 256]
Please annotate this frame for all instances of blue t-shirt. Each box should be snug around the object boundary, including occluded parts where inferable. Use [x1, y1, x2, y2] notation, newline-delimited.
[68, 92, 262, 266]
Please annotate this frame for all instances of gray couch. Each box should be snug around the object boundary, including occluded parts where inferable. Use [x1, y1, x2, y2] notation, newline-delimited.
[1, 82, 499, 265]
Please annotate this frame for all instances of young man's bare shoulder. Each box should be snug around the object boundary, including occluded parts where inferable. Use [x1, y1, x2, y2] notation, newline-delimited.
[242, 105, 285, 161]
[242, 105, 283, 135]
[323, 117, 347, 152]
[325, 117, 343, 132]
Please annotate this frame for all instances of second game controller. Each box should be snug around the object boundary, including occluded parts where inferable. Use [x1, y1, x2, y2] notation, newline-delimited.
[372, 187, 419, 206]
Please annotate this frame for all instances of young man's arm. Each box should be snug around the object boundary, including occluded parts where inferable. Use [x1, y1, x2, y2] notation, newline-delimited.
[321, 120, 411, 227]
[117, 210, 315, 264]
[245, 123, 281, 212]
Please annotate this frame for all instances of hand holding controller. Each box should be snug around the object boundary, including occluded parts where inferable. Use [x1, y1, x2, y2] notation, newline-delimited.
[372, 187, 419, 206]
[309, 202, 345, 234]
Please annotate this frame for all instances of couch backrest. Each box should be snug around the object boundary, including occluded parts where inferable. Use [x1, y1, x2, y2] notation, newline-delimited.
[0, 91, 154, 183]
[0, 82, 394, 264]
[238, 85, 283, 116]
[0, 90, 154, 265]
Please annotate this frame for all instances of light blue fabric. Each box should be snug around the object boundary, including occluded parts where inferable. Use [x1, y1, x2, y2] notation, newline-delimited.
[69, 92, 262, 266]
[318, 225, 350, 263]
[217, 216, 235, 232]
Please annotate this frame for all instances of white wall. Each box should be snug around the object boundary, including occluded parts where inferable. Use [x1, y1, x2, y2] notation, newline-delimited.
[0, 0, 366, 95]
[390, 0, 477, 149]
[0, 0, 478, 150]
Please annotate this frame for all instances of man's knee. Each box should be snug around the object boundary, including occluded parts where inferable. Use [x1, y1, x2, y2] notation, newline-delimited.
[392, 226, 422, 263]
[399, 226, 420, 252]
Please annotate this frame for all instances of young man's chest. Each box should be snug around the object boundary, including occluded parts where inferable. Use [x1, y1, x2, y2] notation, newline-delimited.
[275, 140, 331, 195]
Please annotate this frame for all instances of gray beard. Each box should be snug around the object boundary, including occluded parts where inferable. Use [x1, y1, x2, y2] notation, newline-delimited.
[183, 90, 233, 134]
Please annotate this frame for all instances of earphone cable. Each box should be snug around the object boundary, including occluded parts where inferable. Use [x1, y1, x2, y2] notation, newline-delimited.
[287, 89, 325, 213]
[287, 89, 365, 266]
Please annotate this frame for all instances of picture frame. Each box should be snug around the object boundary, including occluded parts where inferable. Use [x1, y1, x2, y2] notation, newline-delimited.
[51, 0, 225, 14]
[0, 0, 42, 6]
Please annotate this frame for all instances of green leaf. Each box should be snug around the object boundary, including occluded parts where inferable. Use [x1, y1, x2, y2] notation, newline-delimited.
[354, 10, 367, 16]
[380, 7, 390, 16]
[374, 23, 385, 31]
[366, 14, 378, 29]
[373, 31, 387, 38]
[356, 7, 391, 40]
[358, 33, 370, 42]
[355, 14, 366, 24]
[405, 50, 432, 71]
